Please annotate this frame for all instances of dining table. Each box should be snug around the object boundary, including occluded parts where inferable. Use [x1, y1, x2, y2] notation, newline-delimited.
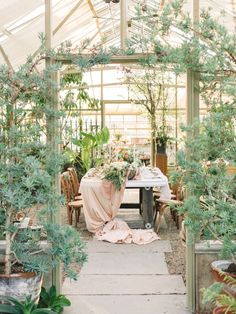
[80, 166, 171, 244]
[122, 175, 170, 229]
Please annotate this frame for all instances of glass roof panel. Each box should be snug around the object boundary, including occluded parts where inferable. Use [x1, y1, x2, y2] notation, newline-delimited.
[0, 0, 235, 68]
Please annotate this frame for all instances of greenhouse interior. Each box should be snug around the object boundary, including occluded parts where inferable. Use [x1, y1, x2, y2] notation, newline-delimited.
[0, 1, 236, 314]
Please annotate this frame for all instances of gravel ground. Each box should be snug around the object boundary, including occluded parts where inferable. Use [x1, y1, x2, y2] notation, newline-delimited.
[159, 209, 186, 284]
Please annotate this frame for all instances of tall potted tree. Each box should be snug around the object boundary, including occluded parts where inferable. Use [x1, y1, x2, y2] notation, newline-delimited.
[0, 41, 87, 301]
[124, 67, 172, 168]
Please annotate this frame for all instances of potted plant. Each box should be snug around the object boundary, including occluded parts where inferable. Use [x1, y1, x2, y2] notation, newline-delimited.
[71, 126, 110, 178]
[156, 125, 172, 154]
[0, 285, 72, 313]
[211, 261, 236, 281]
[0, 42, 87, 301]
[202, 274, 236, 314]
[0, 295, 57, 314]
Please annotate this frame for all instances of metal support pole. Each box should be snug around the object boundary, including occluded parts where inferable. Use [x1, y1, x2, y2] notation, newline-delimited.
[45, 0, 61, 293]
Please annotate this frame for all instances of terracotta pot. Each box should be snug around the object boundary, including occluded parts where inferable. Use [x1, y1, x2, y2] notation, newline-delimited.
[213, 306, 233, 314]
[211, 260, 236, 282]
[0, 272, 43, 302]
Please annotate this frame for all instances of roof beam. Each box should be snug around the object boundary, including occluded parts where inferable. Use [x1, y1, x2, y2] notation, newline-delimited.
[120, 0, 127, 49]
[87, 0, 102, 40]
[1, 27, 12, 37]
[231, 0, 236, 31]
[56, 53, 161, 64]
[53, 0, 83, 35]
[0, 45, 13, 69]
[63, 82, 185, 90]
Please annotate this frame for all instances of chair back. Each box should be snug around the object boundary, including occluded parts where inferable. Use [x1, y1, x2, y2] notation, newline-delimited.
[61, 171, 74, 203]
[67, 167, 80, 197]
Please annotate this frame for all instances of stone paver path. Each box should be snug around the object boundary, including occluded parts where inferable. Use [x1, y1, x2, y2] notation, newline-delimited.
[62, 190, 190, 314]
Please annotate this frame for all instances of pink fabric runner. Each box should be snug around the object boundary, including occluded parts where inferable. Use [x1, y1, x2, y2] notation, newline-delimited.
[80, 174, 161, 244]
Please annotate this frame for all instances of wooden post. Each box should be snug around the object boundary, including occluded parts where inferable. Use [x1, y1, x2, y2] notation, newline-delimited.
[175, 75, 178, 158]
[101, 67, 105, 128]
[186, 1, 200, 311]
[45, 0, 61, 293]
[120, 0, 127, 49]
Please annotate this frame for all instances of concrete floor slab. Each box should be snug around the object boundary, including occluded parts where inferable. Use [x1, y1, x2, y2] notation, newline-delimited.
[85, 239, 172, 253]
[80, 253, 169, 275]
[63, 295, 190, 314]
[116, 209, 144, 229]
[62, 274, 186, 295]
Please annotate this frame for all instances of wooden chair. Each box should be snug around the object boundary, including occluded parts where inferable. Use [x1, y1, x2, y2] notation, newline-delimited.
[67, 167, 82, 200]
[154, 183, 184, 232]
[60, 171, 83, 226]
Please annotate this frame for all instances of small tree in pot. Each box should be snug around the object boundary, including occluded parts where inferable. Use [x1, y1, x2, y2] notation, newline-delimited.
[124, 67, 172, 166]
[0, 41, 87, 301]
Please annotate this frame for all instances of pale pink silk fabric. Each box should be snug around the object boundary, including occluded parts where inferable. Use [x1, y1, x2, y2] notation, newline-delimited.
[80, 176, 159, 244]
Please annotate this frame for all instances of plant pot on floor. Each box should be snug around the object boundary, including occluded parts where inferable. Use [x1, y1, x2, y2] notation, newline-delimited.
[156, 143, 167, 175]
[0, 272, 43, 303]
[211, 260, 236, 282]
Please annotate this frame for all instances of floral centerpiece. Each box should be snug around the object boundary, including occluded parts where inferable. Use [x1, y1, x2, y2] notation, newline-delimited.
[101, 159, 141, 190]
[101, 161, 130, 190]
[117, 149, 142, 179]
[117, 149, 136, 164]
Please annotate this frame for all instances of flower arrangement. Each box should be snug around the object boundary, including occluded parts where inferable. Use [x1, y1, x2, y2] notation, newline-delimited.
[101, 161, 130, 190]
[117, 149, 135, 164]
[101, 161, 140, 190]
[117, 148, 142, 165]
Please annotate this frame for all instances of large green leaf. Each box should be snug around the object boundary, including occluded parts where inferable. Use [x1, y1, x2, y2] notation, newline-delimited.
[0, 305, 18, 314]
